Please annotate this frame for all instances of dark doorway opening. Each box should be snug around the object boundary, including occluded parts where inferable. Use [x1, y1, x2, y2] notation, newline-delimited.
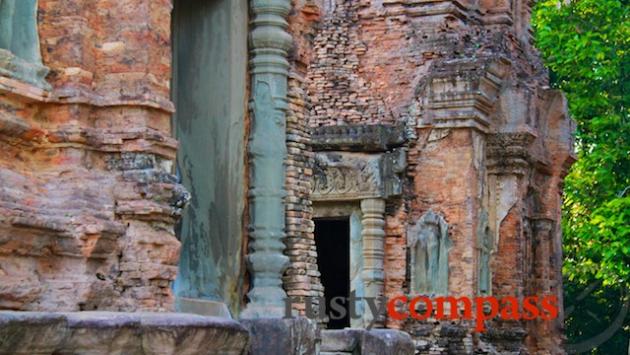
[314, 218, 350, 329]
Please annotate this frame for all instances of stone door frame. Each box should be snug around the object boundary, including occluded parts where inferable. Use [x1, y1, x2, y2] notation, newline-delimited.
[311, 148, 405, 327]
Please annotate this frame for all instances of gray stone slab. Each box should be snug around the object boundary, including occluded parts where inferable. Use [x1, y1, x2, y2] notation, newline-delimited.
[0, 312, 68, 355]
[0, 311, 249, 355]
[321, 328, 415, 355]
[321, 329, 362, 352]
[311, 124, 406, 152]
[242, 317, 319, 355]
[361, 329, 415, 355]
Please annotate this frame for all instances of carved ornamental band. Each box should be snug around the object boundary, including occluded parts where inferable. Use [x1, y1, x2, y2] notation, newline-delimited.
[312, 150, 406, 201]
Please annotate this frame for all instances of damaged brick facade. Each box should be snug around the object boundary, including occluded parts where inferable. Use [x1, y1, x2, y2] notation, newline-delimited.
[288, 0, 575, 353]
[0, 0, 183, 312]
[0, 0, 574, 354]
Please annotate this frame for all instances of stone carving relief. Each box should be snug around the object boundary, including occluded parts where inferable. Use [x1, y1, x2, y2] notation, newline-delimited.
[477, 211, 494, 295]
[312, 153, 380, 198]
[381, 148, 406, 198]
[312, 149, 405, 201]
[407, 210, 451, 295]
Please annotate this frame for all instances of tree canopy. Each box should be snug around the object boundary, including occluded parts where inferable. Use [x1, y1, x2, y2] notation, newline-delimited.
[533, 0, 629, 352]
[534, 0, 629, 287]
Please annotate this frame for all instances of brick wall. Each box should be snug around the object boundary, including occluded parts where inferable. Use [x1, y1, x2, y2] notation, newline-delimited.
[292, 0, 574, 353]
[0, 0, 182, 312]
[283, 0, 325, 316]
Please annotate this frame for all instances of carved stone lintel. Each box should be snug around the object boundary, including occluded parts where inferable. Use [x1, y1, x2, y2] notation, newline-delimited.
[242, 0, 292, 319]
[311, 149, 406, 202]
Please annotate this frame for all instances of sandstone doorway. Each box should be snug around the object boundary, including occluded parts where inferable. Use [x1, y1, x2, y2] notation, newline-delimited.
[315, 218, 351, 329]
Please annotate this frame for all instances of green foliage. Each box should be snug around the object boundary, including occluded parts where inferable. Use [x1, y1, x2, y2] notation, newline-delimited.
[533, 0, 629, 352]
[533, 0, 630, 287]
[564, 282, 629, 354]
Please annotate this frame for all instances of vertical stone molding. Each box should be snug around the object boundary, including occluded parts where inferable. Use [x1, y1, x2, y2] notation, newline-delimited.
[477, 211, 493, 295]
[532, 217, 554, 295]
[529, 217, 560, 351]
[242, 0, 293, 318]
[360, 198, 386, 326]
[486, 132, 534, 298]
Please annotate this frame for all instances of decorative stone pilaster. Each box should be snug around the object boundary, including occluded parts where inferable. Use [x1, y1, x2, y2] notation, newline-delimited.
[531, 217, 555, 295]
[486, 132, 535, 178]
[529, 216, 561, 351]
[360, 198, 386, 326]
[242, 0, 293, 318]
[486, 132, 535, 248]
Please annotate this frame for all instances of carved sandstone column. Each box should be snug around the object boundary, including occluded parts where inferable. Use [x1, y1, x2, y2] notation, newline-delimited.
[360, 198, 386, 326]
[242, 0, 292, 318]
[532, 217, 554, 296]
[530, 217, 558, 350]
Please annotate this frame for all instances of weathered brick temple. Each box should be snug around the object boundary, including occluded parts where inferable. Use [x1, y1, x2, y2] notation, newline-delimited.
[0, 0, 575, 354]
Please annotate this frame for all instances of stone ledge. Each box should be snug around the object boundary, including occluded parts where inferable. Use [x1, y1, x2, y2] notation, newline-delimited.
[0, 311, 249, 355]
[175, 297, 232, 318]
[311, 124, 406, 152]
[0, 49, 50, 91]
[0, 74, 174, 113]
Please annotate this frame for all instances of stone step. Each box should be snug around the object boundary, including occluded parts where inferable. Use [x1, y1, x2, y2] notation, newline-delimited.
[321, 329, 362, 352]
[321, 328, 415, 355]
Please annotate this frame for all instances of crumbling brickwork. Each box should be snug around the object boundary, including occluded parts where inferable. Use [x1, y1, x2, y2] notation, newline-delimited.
[307, 0, 396, 126]
[289, 0, 575, 353]
[283, 0, 326, 316]
[0, 0, 183, 312]
[383, 204, 407, 330]
[283, 70, 326, 315]
[0, 0, 574, 354]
